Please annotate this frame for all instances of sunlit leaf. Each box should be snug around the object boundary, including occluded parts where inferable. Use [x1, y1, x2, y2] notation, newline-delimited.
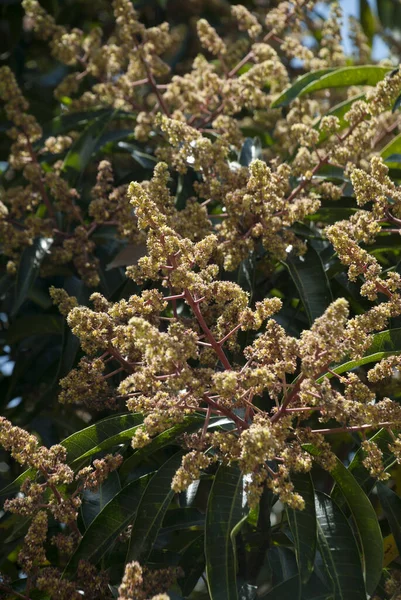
[271, 69, 334, 107]
[12, 237, 53, 317]
[285, 245, 332, 325]
[315, 492, 366, 600]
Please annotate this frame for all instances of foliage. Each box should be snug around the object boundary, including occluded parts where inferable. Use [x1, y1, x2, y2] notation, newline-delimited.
[2, 1, 401, 599]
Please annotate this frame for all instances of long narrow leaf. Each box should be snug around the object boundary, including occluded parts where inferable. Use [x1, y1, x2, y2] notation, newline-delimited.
[298, 66, 390, 97]
[332, 429, 395, 506]
[271, 69, 334, 107]
[317, 327, 401, 382]
[64, 473, 153, 575]
[329, 457, 382, 593]
[12, 237, 53, 316]
[0, 413, 143, 497]
[286, 472, 316, 584]
[119, 415, 215, 482]
[126, 451, 184, 562]
[81, 471, 121, 528]
[285, 246, 332, 325]
[62, 111, 117, 184]
[377, 482, 401, 555]
[205, 464, 247, 600]
[315, 492, 366, 600]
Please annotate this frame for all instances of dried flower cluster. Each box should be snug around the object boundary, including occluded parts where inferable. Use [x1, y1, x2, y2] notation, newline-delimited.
[1, 0, 401, 597]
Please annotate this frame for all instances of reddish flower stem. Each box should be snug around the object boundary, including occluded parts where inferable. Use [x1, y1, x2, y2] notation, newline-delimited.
[185, 290, 232, 370]
[218, 323, 242, 345]
[108, 346, 134, 373]
[311, 422, 393, 435]
[203, 395, 248, 429]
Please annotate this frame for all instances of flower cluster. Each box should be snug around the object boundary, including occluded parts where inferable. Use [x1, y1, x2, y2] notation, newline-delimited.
[47, 200, 401, 508]
[2, 0, 401, 596]
[118, 561, 181, 600]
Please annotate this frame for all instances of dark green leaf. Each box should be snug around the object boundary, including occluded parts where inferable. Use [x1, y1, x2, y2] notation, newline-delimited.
[62, 111, 117, 184]
[377, 482, 401, 555]
[64, 413, 143, 466]
[259, 575, 300, 599]
[81, 471, 121, 528]
[40, 108, 123, 140]
[377, 0, 400, 30]
[318, 327, 401, 381]
[119, 415, 207, 482]
[330, 460, 383, 595]
[332, 429, 395, 505]
[12, 237, 53, 317]
[64, 473, 153, 574]
[178, 534, 205, 596]
[126, 451, 184, 562]
[0, 413, 143, 498]
[392, 93, 401, 113]
[305, 450, 382, 595]
[285, 245, 332, 325]
[118, 142, 158, 169]
[381, 132, 401, 169]
[315, 492, 366, 600]
[6, 315, 63, 344]
[205, 464, 247, 600]
[161, 507, 204, 533]
[360, 0, 376, 46]
[286, 472, 316, 584]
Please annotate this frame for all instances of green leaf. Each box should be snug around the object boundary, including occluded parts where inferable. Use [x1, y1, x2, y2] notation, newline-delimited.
[392, 93, 401, 113]
[284, 245, 332, 325]
[307, 198, 358, 224]
[330, 460, 383, 594]
[318, 327, 401, 381]
[6, 315, 63, 344]
[118, 142, 158, 169]
[315, 95, 365, 143]
[315, 492, 366, 600]
[81, 471, 121, 528]
[360, 0, 376, 46]
[305, 449, 382, 595]
[286, 472, 316, 584]
[259, 575, 300, 599]
[296, 66, 391, 98]
[332, 429, 395, 505]
[377, 482, 401, 555]
[377, 0, 401, 30]
[40, 108, 122, 140]
[64, 413, 143, 466]
[64, 473, 153, 574]
[119, 415, 207, 481]
[205, 464, 247, 600]
[12, 237, 53, 317]
[62, 110, 117, 184]
[0, 413, 143, 498]
[381, 132, 401, 169]
[271, 69, 334, 108]
[126, 451, 184, 562]
[178, 534, 206, 596]
[161, 507, 204, 533]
